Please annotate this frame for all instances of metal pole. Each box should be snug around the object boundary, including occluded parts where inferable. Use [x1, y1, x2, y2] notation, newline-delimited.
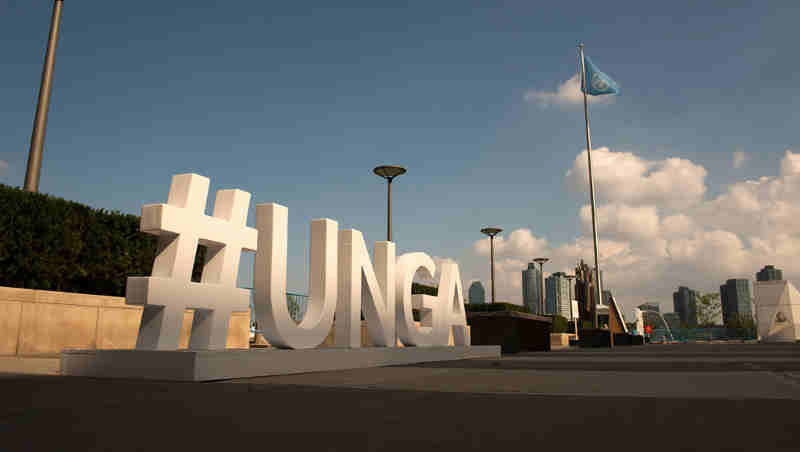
[25, 0, 64, 192]
[567, 275, 577, 336]
[579, 43, 603, 329]
[490, 236, 496, 304]
[538, 262, 545, 315]
[387, 178, 392, 241]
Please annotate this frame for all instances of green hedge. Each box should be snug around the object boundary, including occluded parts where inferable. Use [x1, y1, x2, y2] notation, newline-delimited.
[465, 302, 530, 313]
[411, 282, 437, 296]
[0, 184, 205, 297]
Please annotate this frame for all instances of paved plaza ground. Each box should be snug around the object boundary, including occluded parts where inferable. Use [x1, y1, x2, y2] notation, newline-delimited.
[2, 343, 800, 451]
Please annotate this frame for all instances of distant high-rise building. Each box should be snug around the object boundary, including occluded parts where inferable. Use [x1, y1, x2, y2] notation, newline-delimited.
[546, 272, 571, 317]
[663, 312, 681, 331]
[568, 276, 575, 302]
[720, 279, 752, 324]
[637, 302, 660, 313]
[468, 281, 486, 305]
[673, 286, 699, 327]
[756, 265, 783, 282]
[522, 263, 542, 314]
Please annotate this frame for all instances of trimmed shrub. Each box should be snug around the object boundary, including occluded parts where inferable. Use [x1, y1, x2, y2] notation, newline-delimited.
[411, 282, 438, 296]
[550, 315, 569, 333]
[0, 184, 205, 296]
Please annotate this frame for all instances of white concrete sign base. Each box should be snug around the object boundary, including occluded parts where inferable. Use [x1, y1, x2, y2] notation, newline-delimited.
[60, 346, 500, 382]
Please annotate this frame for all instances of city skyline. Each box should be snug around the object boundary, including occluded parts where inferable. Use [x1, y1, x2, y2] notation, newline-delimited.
[2, 2, 799, 317]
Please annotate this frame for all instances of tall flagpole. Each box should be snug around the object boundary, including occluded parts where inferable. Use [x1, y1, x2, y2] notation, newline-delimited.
[25, 0, 65, 192]
[579, 43, 603, 330]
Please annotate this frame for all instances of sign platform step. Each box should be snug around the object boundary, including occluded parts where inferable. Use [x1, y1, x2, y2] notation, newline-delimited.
[60, 346, 500, 382]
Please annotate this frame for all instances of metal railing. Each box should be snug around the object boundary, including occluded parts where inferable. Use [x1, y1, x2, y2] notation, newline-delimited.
[640, 310, 675, 342]
[243, 289, 309, 334]
[648, 327, 757, 342]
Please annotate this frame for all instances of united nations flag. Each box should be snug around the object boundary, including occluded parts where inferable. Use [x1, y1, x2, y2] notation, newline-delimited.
[581, 55, 619, 96]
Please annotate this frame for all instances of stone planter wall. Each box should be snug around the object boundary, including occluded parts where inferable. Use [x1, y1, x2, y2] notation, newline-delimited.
[578, 329, 644, 347]
[550, 333, 577, 346]
[468, 311, 552, 353]
[578, 328, 611, 348]
[0, 286, 250, 356]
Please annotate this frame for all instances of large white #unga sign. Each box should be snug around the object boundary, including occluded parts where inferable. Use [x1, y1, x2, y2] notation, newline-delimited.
[126, 174, 469, 351]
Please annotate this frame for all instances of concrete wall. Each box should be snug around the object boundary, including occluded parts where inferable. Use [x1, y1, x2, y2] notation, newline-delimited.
[0, 286, 250, 356]
[550, 333, 577, 346]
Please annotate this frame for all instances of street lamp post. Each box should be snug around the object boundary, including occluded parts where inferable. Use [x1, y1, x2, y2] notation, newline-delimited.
[533, 257, 549, 315]
[374, 165, 406, 347]
[480, 227, 502, 304]
[25, 0, 65, 193]
[373, 166, 407, 242]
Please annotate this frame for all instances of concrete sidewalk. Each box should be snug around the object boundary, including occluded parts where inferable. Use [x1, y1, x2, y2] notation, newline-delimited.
[2, 372, 799, 452]
[229, 364, 800, 400]
[2, 343, 800, 451]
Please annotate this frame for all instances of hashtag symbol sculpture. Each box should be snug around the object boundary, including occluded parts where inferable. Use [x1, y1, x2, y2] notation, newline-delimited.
[126, 174, 258, 350]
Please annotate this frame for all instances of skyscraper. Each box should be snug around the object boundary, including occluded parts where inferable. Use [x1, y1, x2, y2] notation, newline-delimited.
[673, 286, 699, 327]
[568, 276, 575, 302]
[719, 279, 752, 324]
[756, 265, 783, 282]
[522, 263, 542, 314]
[546, 272, 571, 317]
[468, 281, 486, 305]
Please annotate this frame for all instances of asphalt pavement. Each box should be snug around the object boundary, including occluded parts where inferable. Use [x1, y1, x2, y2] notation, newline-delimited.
[2, 342, 799, 451]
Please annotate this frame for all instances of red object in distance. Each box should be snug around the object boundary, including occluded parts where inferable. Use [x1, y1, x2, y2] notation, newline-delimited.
[645, 325, 654, 335]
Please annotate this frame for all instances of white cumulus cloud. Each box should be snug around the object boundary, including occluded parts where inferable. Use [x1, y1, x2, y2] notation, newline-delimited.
[473, 228, 548, 258]
[524, 73, 614, 108]
[733, 151, 748, 169]
[466, 147, 800, 317]
[579, 203, 660, 242]
[413, 256, 456, 286]
[566, 147, 707, 210]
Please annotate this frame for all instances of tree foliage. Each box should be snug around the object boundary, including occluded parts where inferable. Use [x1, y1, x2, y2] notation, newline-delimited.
[287, 294, 302, 322]
[697, 292, 722, 327]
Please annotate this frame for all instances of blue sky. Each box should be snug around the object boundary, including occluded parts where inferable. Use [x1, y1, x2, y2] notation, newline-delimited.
[2, 1, 799, 316]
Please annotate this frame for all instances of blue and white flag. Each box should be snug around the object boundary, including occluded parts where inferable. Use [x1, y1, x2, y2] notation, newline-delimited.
[582, 55, 619, 96]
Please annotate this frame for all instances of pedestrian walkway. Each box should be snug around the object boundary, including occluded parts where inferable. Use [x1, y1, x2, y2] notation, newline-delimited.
[2, 343, 799, 451]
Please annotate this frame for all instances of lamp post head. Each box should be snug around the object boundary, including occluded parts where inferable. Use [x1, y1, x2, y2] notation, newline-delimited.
[373, 165, 407, 181]
[480, 227, 502, 238]
[533, 257, 549, 266]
